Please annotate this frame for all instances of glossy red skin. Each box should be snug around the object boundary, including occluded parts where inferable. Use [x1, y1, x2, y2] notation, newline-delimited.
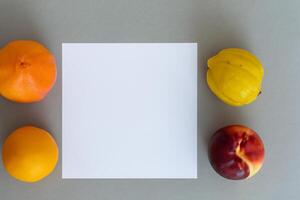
[209, 125, 264, 180]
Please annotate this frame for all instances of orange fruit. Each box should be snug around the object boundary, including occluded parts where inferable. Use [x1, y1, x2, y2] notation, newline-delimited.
[2, 126, 59, 183]
[0, 40, 57, 103]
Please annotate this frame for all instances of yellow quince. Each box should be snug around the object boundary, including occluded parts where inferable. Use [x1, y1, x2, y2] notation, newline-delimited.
[207, 48, 264, 106]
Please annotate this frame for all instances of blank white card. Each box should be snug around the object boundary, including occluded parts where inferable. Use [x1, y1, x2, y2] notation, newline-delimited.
[62, 43, 197, 178]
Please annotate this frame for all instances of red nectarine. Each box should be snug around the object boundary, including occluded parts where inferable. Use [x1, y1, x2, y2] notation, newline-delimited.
[209, 125, 265, 180]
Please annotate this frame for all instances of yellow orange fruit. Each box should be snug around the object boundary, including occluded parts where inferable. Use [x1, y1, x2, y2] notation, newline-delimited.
[2, 126, 59, 183]
[207, 48, 264, 106]
[0, 40, 57, 103]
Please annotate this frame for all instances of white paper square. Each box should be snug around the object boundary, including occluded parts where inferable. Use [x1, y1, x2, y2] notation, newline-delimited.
[62, 43, 197, 179]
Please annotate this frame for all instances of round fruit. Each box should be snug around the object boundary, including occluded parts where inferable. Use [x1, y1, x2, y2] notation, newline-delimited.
[207, 48, 264, 106]
[2, 126, 59, 183]
[209, 125, 264, 180]
[0, 40, 57, 103]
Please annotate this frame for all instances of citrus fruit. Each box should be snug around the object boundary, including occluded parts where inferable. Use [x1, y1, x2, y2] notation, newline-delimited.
[2, 126, 59, 183]
[0, 40, 57, 103]
[207, 48, 264, 106]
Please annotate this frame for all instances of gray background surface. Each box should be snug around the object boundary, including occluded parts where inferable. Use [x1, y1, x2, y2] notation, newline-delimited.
[0, 0, 299, 199]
